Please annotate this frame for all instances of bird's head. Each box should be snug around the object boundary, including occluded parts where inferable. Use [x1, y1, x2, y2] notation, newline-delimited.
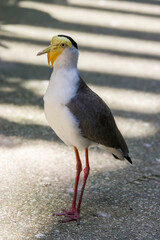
[37, 35, 78, 68]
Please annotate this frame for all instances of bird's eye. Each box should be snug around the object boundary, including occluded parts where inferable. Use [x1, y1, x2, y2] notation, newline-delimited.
[61, 43, 65, 47]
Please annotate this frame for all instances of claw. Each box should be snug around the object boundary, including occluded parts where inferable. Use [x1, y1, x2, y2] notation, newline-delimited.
[60, 215, 80, 224]
[53, 208, 80, 224]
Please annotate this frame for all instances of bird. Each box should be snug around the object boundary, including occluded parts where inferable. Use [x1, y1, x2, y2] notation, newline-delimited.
[37, 35, 132, 224]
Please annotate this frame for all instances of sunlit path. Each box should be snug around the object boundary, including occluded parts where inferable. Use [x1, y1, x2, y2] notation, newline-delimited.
[0, 0, 160, 239]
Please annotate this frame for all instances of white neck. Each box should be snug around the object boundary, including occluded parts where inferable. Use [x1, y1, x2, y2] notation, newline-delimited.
[54, 46, 79, 71]
[44, 46, 79, 105]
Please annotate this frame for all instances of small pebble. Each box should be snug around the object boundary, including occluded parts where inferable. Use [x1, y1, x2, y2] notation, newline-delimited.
[67, 188, 74, 194]
[156, 158, 160, 162]
[40, 177, 54, 186]
[52, 230, 60, 236]
[143, 143, 152, 148]
[35, 233, 46, 239]
[42, 177, 51, 181]
[97, 211, 111, 218]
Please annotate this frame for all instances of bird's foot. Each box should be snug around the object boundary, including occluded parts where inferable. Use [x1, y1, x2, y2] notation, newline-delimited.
[60, 213, 80, 224]
[53, 208, 75, 216]
[53, 209, 80, 224]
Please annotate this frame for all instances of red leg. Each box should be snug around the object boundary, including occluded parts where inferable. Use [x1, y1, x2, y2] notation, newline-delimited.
[71, 147, 82, 211]
[77, 148, 90, 214]
[53, 147, 82, 219]
[60, 148, 90, 224]
[54, 148, 90, 224]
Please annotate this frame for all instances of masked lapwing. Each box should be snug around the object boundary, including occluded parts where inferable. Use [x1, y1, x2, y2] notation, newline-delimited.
[37, 35, 132, 224]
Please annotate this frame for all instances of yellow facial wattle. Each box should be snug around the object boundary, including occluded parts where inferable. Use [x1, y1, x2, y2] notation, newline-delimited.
[37, 35, 72, 67]
[47, 47, 63, 68]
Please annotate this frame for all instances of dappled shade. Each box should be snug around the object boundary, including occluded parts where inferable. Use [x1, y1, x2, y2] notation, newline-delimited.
[0, 0, 160, 238]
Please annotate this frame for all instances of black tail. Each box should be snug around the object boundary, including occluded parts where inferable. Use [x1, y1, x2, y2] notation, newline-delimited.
[112, 154, 132, 164]
[125, 156, 132, 164]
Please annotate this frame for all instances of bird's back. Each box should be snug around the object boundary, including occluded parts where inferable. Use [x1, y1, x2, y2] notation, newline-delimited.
[67, 77, 131, 161]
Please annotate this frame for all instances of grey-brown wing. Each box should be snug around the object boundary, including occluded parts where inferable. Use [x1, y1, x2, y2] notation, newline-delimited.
[67, 78, 129, 156]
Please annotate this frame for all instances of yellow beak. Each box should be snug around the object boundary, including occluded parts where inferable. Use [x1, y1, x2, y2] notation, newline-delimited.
[37, 44, 64, 68]
[37, 45, 52, 56]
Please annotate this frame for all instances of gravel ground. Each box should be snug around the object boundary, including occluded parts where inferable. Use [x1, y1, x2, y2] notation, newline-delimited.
[0, 0, 160, 239]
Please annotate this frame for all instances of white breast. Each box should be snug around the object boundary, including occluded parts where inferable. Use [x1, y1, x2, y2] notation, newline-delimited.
[43, 68, 90, 149]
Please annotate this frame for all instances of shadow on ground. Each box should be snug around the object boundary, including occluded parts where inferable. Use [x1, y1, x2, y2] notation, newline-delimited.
[0, 0, 160, 239]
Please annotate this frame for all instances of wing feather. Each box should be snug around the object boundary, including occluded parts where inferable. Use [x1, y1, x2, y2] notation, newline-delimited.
[67, 77, 129, 157]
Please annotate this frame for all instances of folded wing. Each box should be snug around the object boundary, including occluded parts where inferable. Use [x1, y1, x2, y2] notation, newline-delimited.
[67, 77, 132, 163]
